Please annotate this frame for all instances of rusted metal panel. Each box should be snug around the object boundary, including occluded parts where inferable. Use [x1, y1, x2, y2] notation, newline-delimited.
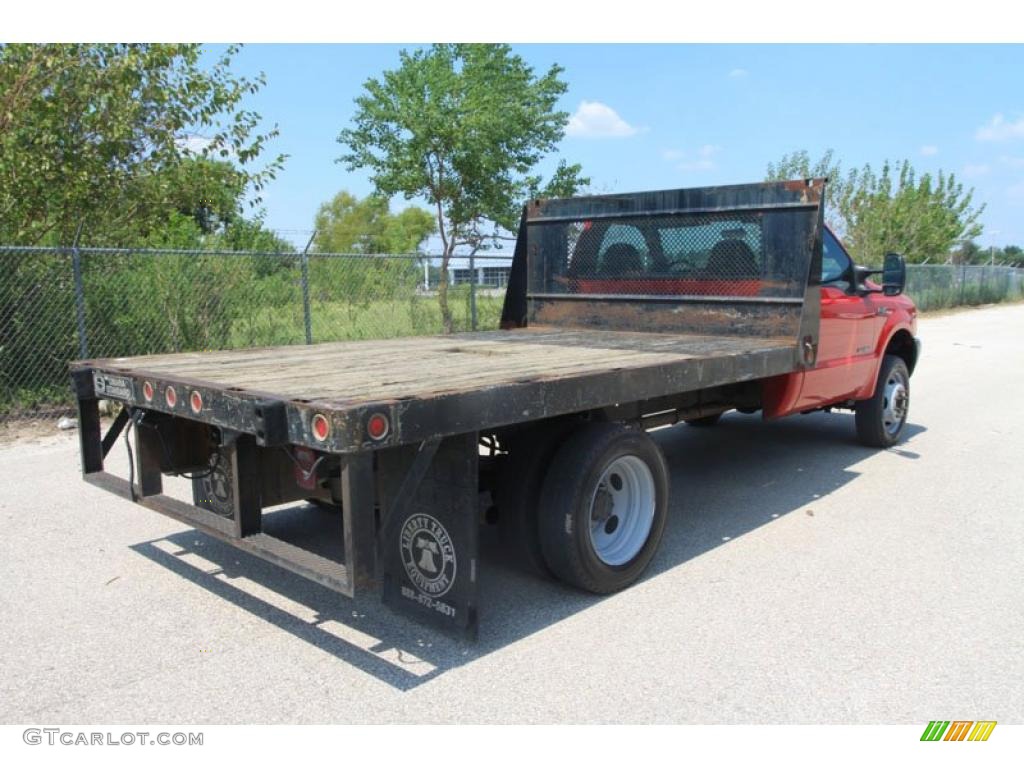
[525, 179, 824, 223]
[529, 297, 803, 338]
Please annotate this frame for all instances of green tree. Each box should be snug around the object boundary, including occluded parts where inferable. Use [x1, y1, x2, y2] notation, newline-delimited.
[767, 151, 984, 264]
[313, 191, 435, 253]
[312, 192, 434, 321]
[1002, 245, 1024, 267]
[0, 44, 285, 246]
[337, 44, 588, 332]
[951, 240, 984, 265]
[127, 156, 293, 253]
[217, 218, 295, 253]
[133, 156, 249, 238]
[766, 149, 849, 233]
[842, 160, 984, 264]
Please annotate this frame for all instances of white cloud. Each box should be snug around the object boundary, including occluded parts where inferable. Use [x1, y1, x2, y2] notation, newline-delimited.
[176, 134, 215, 155]
[728, 68, 748, 78]
[999, 155, 1024, 168]
[920, 145, 939, 156]
[661, 149, 685, 161]
[672, 144, 721, 172]
[962, 163, 991, 177]
[1008, 181, 1024, 202]
[565, 101, 639, 138]
[975, 113, 1024, 142]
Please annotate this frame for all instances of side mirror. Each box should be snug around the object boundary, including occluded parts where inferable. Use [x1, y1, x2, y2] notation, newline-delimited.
[882, 252, 906, 296]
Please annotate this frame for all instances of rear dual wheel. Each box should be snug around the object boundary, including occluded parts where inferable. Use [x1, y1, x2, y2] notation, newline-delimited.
[496, 421, 576, 576]
[537, 422, 669, 594]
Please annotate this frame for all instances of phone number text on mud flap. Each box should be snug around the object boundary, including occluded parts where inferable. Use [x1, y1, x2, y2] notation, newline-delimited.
[401, 586, 456, 617]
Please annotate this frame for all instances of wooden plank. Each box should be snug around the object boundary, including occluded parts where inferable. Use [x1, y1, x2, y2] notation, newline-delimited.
[108, 332, 786, 389]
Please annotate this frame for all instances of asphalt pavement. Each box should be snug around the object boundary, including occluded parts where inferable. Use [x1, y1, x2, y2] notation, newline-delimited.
[1, 303, 1022, 723]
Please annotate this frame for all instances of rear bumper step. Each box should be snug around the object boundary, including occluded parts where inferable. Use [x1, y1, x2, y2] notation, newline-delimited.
[84, 471, 353, 595]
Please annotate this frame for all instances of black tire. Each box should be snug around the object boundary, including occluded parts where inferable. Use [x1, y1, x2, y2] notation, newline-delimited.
[538, 422, 669, 594]
[495, 421, 576, 577]
[684, 413, 722, 427]
[855, 354, 911, 448]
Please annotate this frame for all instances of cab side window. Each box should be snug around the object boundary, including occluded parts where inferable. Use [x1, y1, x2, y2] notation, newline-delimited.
[822, 229, 852, 288]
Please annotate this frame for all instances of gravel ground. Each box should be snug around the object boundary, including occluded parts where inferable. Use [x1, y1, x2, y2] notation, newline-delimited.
[1, 303, 1021, 724]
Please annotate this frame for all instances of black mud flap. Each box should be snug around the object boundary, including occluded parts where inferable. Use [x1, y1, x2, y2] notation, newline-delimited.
[192, 454, 235, 518]
[378, 433, 480, 639]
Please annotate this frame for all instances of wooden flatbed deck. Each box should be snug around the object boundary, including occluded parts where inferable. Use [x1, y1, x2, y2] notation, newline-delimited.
[86, 327, 794, 405]
[79, 327, 797, 451]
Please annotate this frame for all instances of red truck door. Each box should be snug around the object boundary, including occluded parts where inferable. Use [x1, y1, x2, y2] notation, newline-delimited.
[795, 229, 878, 409]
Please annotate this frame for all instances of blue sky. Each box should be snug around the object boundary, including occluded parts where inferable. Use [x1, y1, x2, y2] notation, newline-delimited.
[213, 44, 1024, 249]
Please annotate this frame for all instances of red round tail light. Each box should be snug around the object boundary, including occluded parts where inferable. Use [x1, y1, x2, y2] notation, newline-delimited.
[142, 381, 154, 402]
[311, 413, 330, 442]
[367, 413, 390, 441]
[164, 386, 177, 408]
[189, 390, 203, 414]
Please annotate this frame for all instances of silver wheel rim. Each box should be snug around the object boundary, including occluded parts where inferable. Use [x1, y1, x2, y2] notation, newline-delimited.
[882, 369, 909, 436]
[588, 455, 656, 566]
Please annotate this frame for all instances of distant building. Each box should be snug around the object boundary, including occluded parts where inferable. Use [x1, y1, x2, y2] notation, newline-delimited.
[451, 266, 511, 288]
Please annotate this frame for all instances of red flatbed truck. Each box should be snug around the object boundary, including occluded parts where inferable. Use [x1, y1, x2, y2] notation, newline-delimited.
[71, 179, 920, 638]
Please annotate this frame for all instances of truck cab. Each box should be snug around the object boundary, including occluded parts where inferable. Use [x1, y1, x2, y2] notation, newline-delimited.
[763, 225, 920, 446]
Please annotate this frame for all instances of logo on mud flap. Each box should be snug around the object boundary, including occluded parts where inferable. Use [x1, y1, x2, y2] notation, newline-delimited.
[400, 514, 456, 597]
[196, 463, 233, 518]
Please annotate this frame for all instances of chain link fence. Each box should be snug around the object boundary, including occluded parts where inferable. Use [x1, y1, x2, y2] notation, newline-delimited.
[904, 263, 1024, 312]
[1, 246, 512, 422]
[2, 246, 1023, 424]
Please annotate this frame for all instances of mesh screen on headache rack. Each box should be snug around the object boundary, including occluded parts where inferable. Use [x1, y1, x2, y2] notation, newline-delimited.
[528, 208, 815, 300]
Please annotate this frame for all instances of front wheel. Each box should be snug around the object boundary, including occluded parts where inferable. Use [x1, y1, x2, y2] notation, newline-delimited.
[537, 422, 669, 594]
[855, 354, 911, 447]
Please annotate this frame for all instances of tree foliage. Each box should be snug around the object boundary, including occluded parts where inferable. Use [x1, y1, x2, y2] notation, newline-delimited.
[766, 149, 847, 233]
[313, 191, 435, 253]
[952, 241, 1024, 266]
[337, 43, 588, 331]
[1001, 245, 1024, 267]
[767, 150, 984, 264]
[0, 43, 285, 246]
[841, 161, 984, 265]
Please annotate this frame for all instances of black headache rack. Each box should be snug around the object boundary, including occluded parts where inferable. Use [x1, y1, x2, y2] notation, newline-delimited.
[71, 179, 824, 639]
[503, 177, 823, 351]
